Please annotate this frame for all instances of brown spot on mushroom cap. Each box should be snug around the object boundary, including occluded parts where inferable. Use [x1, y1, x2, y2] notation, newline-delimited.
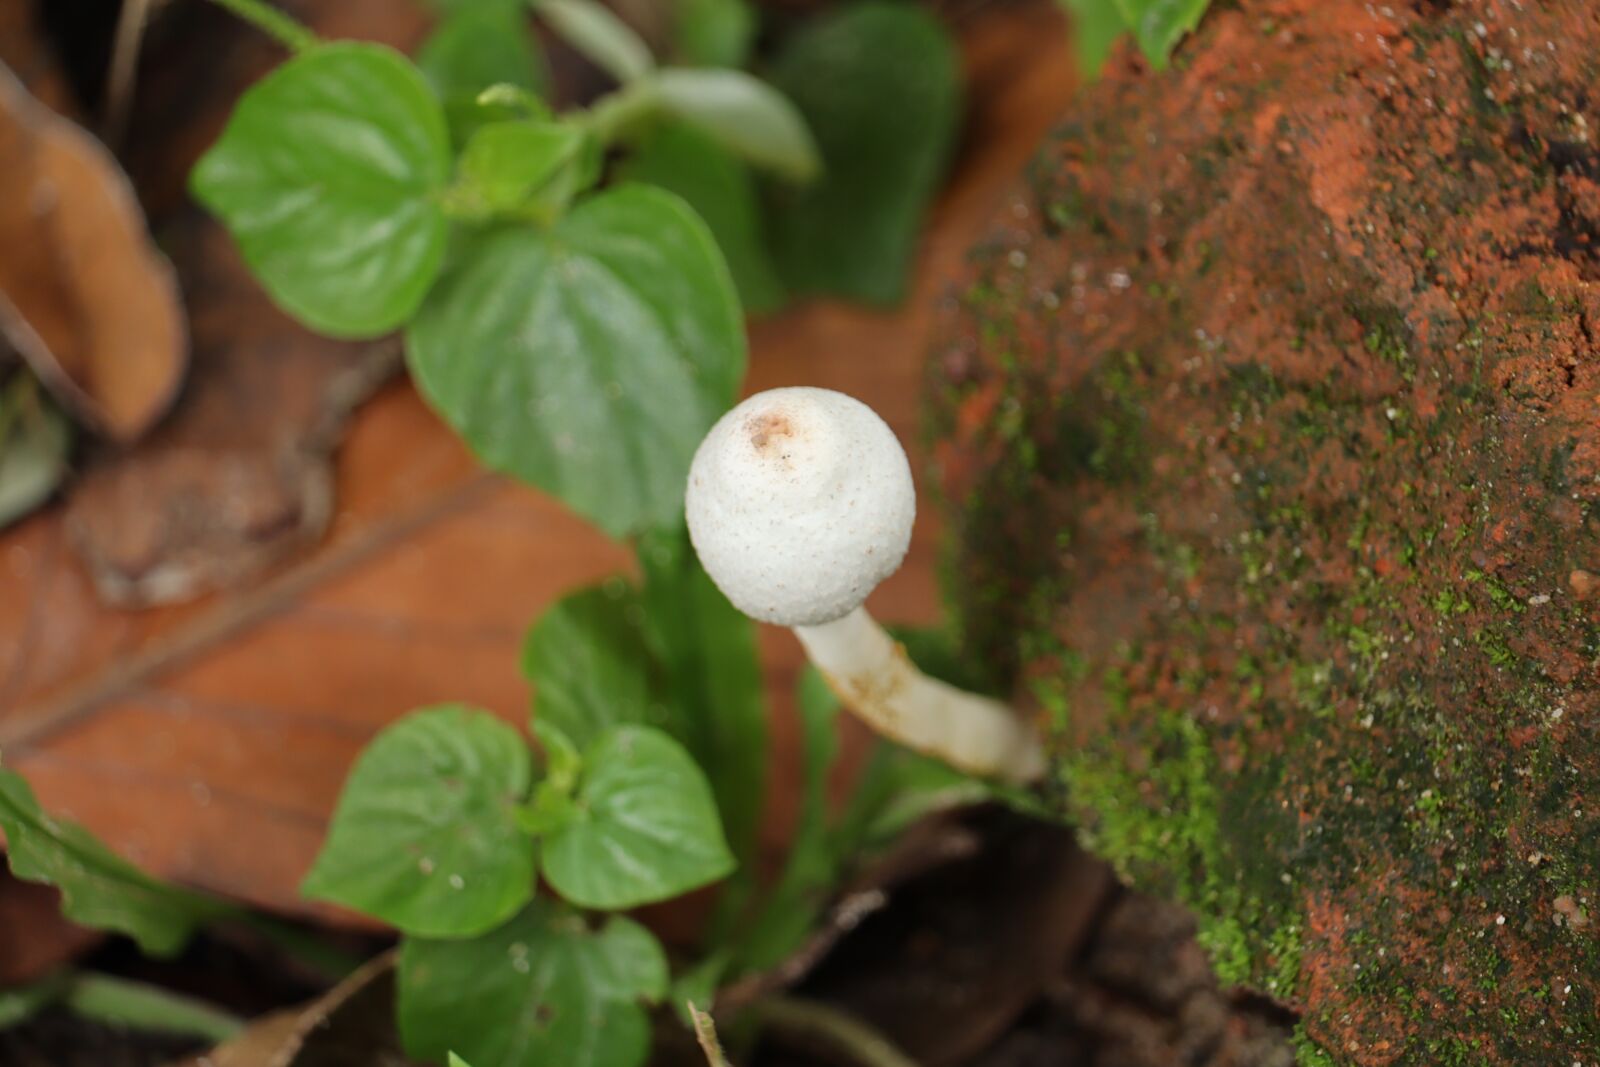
[746, 410, 797, 453]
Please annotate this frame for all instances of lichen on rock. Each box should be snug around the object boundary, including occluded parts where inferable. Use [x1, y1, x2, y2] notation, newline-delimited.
[930, 1, 1600, 1061]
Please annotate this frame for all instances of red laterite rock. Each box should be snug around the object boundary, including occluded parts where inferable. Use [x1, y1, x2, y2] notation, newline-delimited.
[932, 1, 1600, 1060]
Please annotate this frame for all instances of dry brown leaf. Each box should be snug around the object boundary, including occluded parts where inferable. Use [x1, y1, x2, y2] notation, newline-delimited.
[0, 60, 185, 443]
[167, 951, 411, 1067]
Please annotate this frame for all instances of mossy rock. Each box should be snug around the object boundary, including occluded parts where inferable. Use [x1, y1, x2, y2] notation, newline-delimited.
[930, 0, 1600, 1061]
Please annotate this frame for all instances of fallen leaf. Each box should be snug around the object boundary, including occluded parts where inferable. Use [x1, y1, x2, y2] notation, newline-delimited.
[0, 61, 186, 443]
[166, 951, 410, 1067]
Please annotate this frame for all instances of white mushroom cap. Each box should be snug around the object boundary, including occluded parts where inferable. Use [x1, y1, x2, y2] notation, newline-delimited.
[685, 387, 916, 627]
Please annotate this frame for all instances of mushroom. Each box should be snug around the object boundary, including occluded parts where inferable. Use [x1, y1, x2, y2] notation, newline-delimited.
[685, 386, 1046, 783]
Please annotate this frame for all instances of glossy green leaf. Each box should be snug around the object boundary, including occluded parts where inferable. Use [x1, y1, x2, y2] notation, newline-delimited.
[0, 375, 71, 530]
[765, 3, 960, 305]
[534, 0, 654, 84]
[654, 69, 818, 183]
[301, 705, 534, 939]
[637, 528, 766, 886]
[451, 120, 591, 217]
[541, 726, 734, 909]
[399, 899, 667, 1067]
[522, 583, 658, 750]
[417, 4, 548, 146]
[616, 121, 785, 315]
[0, 768, 228, 956]
[190, 43, 451, 337]
[1115, 0, 1209, 67]
[1056, 0, 1130, 76]
[674, 0, 754, 68]
[404, 184, 744, 537]
[449, 1055, 474, 1067]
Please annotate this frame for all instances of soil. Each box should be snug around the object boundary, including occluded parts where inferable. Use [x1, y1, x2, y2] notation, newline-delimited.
[3, 810, 1293, 1067]
[933, 0, 1600, 1062]
[778, 810, 1296, 1067]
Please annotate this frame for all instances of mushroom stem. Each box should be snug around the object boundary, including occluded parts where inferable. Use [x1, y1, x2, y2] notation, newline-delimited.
[794, 608, 1046, 784]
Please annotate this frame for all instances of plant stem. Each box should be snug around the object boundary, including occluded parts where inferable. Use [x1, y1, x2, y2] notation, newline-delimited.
[63, 973, 243, 1043]
[753, 996, 920, 1067]
[205, 0, 318, 52]
[235, 913, 367, 982]
[689, 1003, 735, 1067]
[583, 79, 660, 145]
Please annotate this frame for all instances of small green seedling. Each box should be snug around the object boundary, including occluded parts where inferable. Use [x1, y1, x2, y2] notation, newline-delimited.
[0, 2, 998, 1066]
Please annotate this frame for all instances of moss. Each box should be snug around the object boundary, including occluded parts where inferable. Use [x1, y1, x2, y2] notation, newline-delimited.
[933, 0, 1600, 1060]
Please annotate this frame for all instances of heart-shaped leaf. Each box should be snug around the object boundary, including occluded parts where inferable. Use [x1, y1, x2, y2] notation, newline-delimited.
[522, 584, 659, 750]
[301, 705, 534, 938]
[636, 528, 766, 885]
[617, 121, 785, 315]
[404, 184, 744, 537]
[191, 42, 451, 338]
[540, 725, 734, 909]
[398, 899, 666, 1067]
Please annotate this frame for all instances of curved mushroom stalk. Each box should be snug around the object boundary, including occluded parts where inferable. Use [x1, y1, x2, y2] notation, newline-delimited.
[685, 386, 1047, 784]
[796, 608, 1046, 783]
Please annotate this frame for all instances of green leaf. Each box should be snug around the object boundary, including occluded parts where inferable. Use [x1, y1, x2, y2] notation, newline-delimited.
[0, 769, 227, 956]
[673, 0, 755, 68]
[404, 184, 744, 537]
[417, 4, 548, 146]
[449, 1055, 474, 1067]
[1056, 0, 1130, 77]
[837, 743, 993, 849]
[617, 121, 785, 315]
[301, 705, 535, 939]
[0, 375, 71, 530]
[654, 69, 819, 183]
[736, 665, 842, 970]
[451, 119, 592, 218]
[540, 726, 734, 909]
[1114, 0, 1209, 67]
[0, 973, 66, 1029]
[399, 899, 667, 1067]
[637, 528, 766, 888]
[534, 0, 654, 84]
[191, 43, 450, 338]
[522, 583, 659, 750]
[765, 3, 960, 305]
[61, 973, 242, 1043]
